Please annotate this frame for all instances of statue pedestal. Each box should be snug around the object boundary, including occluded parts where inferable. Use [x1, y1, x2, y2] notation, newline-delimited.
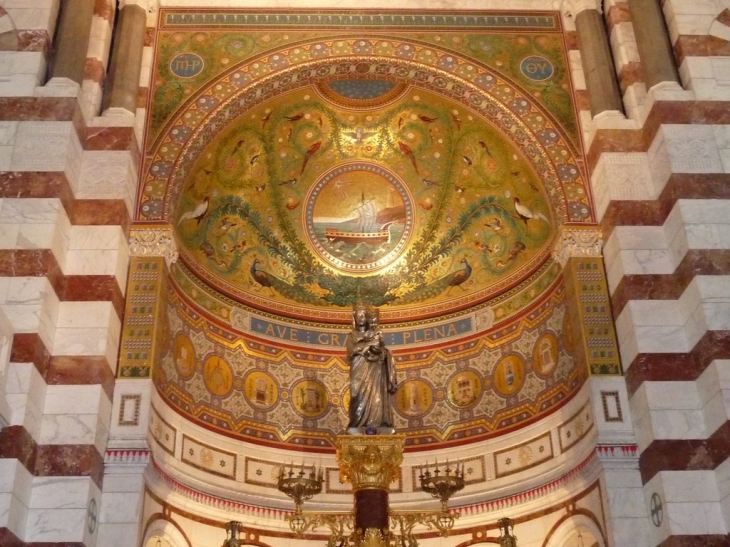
[346, 426, 396, 436]
[336, 435, 405, 540]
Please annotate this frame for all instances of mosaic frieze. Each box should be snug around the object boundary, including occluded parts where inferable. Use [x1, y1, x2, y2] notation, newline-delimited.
[155, 280, 581, 450]
[170, 256, 561, 327]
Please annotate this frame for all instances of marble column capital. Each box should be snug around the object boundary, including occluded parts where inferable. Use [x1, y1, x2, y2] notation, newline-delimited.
[129, 227, 178, 267]
[561, 0, 603, 17]
[552, 227, 603, 267]
[118, 0, 158, 11]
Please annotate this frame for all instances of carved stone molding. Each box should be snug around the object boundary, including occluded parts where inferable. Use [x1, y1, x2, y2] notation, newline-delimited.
[129, 227, 178, 266]
[561, 0, 603, 17]
[105, 449, 151, 465]
[595, 444, 638, 462]
[119, 0, 158, 12]
[552, 228, 603, 267]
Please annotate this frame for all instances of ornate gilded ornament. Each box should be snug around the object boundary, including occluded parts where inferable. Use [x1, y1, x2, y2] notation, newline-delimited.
[395, 380, 434, 417]
[552, 227, 603, 267]
[173, 333, 195, 378]
[129, 227, 179, 266]
[243, 371, 278, 409]
[292, 379, 329, 417]
[533, 333, 559, 376]
[336, 435, 405, 491]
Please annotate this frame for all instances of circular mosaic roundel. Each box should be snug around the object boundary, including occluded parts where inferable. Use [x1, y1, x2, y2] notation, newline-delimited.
[304, 162, 414, 273]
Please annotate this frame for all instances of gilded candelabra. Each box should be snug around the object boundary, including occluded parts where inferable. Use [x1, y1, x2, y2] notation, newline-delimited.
[277, 464, 324, 512]
[498, 517, 518, 547]
[419, 461, 465, 511]
[276, 464, 325, 533]
[417, 460, 465, 533]
[266, 438, 516, 547]
[221, 521, 242, 547]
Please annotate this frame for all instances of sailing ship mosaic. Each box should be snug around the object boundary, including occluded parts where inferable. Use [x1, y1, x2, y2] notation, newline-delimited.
[142, 9, 590, 323]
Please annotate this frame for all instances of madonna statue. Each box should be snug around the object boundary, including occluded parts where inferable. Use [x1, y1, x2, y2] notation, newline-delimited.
[346, 304, 397, 434]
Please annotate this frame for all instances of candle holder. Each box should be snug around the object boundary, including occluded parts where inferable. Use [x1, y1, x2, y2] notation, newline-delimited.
[419, 461, 465, 513]
[266, 448, 515, 546]
[221, 521, 242, 547]
[498, 517, 518, 547]
[276, 464, 324, 515]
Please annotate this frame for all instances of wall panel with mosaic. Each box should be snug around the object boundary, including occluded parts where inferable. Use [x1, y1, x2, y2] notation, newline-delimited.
[154, 279, 581, 450]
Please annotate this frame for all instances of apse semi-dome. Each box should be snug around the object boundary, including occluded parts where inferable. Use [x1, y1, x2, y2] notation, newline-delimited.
[142, 29, 589, 451]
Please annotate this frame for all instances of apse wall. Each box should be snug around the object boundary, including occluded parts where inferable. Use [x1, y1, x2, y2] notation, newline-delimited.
[4, 0, 730, 546]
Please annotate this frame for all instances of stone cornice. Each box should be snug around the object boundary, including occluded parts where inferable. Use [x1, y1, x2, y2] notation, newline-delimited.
[119, 0, 158, 11]
[561, 0, 603, 18]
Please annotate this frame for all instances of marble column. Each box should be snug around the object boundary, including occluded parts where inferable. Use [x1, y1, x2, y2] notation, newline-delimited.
[628, 0, 679, 89]
[103, 0, 150, 116]
[572, 1, 623, 116]
[49, 0, 96, 86]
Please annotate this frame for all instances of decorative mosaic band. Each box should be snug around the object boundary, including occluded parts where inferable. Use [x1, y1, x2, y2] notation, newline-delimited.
[564, 257, 622, 376]
[493, 431, 553, 479]
[118, 257, 168, 378]
[160, 10, 561, 31]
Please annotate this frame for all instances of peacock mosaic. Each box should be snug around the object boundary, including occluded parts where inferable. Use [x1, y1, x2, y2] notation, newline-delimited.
[141, 10, 596, 450]
[142, 10, 591, 322]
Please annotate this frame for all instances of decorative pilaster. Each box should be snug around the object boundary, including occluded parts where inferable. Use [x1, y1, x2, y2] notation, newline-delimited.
[117, 256, 167, 378]
[97, 449, 151, 547]
[552, 227, 603, 268]
[555, 225, 644, 546]
[49, 0, 96, 86]
[554, 228, 621, 376]
[337, 435, 404, 539]
[564, 256, 622, 376]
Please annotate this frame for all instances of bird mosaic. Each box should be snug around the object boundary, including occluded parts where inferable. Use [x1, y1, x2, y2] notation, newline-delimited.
[173, 84, 557, 313]
[177, 196, 209, 226]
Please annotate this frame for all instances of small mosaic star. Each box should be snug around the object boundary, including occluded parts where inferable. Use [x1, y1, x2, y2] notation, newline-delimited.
[539, 445, 545, 453]
[220, 461, 226, 468]
[566, 431, 572, 438]
[256, 469, 262, 476]
[165, 434, 169, 441]
[189, 448, 194, 456]
[505, 458, 512, 466]
[467, 467, 474, 475]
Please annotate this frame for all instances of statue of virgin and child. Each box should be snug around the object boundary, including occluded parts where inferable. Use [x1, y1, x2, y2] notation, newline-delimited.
[346, 303, 398, 435]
